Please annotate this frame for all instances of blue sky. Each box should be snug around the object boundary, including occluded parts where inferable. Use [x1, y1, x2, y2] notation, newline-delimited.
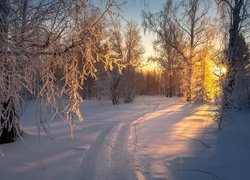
[120, 0, 218, 60]
[92, 0, 218, 60]
[89, 0, 164, 59]
[122, 0, 165, 59]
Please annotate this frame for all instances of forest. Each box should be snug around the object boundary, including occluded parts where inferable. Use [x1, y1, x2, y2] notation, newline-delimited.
[0, 0, 250, 180]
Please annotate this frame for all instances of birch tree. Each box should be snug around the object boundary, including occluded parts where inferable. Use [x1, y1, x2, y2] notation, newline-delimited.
[107, 20, 124, 105]
[0, 0, 17, 144]
[107, 20, 144, 104]
[217, 0, 250, 112]
[0, 0, 123, 143]
[143, 0, 212, 102]
[149, 24, 184, 97]
[121, 21, 144, 103]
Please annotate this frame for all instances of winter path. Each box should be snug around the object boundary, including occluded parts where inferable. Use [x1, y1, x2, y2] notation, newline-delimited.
[1, 96, 250, 180]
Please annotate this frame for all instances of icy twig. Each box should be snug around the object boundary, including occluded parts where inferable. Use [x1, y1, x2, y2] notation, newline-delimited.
[178, 169, 225, 180]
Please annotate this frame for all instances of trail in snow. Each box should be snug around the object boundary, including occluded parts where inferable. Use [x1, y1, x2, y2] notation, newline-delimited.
[80, 100, 168, 180]
[129, 103, 217, 180]
[79, 97, 217, 180]
[3, 96, 248, 180]
[78, 98, 185, 180]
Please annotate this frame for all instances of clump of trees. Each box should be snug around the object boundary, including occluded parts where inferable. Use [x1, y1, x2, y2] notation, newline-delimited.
[142, 0, 250, 128]
[0, 0, 145, 143]
[82, 19, 144, 105]
[142, 0, 221, 103]
[136, 68, 183, 97]
[1, 0, 249, 143]
[0, 0, 127, 143]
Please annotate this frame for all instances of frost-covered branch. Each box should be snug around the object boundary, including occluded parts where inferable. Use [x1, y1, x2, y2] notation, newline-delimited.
[0, 0, 125, 143]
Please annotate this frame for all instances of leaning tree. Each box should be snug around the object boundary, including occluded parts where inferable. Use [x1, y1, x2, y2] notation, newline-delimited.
[0, 0, 123, 143]
[216, 0, 250, 128]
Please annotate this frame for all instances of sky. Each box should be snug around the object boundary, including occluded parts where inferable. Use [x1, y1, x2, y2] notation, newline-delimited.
[91, 0, 218, 64]
[120, 0, 218, 61]
[89, 0, 165, 69]
[122, 0, 165, 60]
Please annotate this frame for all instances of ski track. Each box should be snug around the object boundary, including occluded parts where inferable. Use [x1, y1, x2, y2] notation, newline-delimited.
[81, 122, 117, 180]
[3, 97, 250, 180]
[78, 99, 184, 180]
[0, 97, 221, 180]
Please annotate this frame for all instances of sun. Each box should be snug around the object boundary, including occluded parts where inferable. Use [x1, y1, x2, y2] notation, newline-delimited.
[214, 66, 227, 76]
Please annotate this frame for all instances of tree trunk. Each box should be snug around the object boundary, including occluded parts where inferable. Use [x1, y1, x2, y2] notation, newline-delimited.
[0, 101, 16, 144]
[111, 76, 120, 105]
[223, 0, 248, 110]
[0, 0, 17, 144]
[169, 69, 172, 98]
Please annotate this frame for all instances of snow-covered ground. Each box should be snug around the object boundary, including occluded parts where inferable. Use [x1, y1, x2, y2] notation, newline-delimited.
[0, 96, 250, 180]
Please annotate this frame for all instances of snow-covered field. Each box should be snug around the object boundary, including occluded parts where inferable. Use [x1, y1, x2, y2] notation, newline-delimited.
[0, 96, 250, 180]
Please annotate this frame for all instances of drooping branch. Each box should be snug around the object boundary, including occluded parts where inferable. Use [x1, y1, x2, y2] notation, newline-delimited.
[0, 0, 117, 57]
